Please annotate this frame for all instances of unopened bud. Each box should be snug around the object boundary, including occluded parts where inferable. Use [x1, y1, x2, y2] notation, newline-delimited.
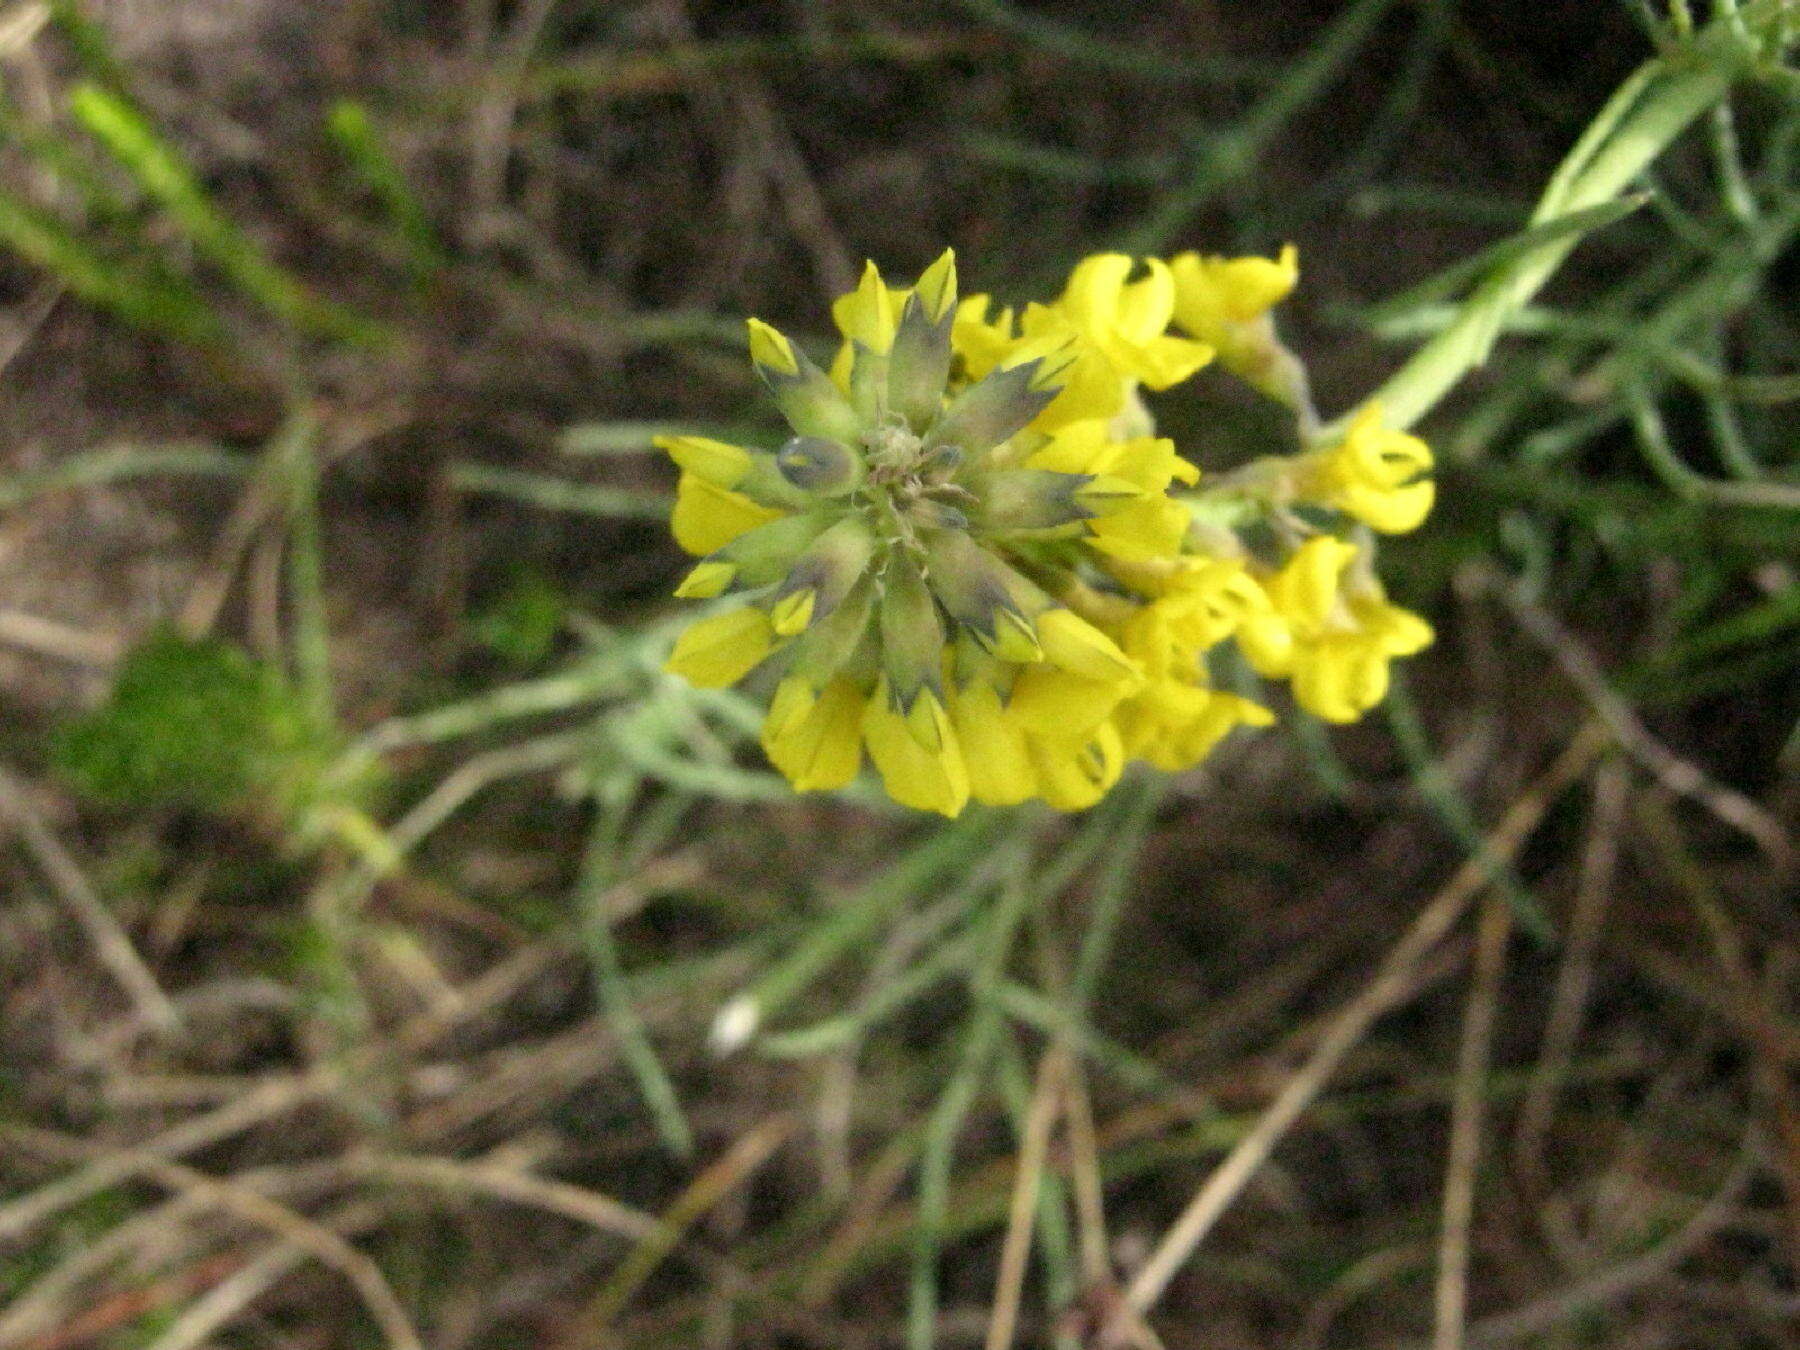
[769, 589, 816, 636]
[777, 436, 862, 494]
[908, 498, 968, 531]
[887, 253, 958, 429]
[747, 318, 863, 444]
[1074, 474, 1149, 513]
[771, 515, 877, 635]
[789, 577, 876, 683]
[674, 560, 737, 598]
[717, 513, 832, 588]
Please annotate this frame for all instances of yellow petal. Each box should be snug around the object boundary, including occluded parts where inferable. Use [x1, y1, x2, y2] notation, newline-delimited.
[1086, 498, 1191, 563]
[1036, 609, 1140, 683]
[949, 681, 1037, 807]
[1345, 412, 1432, 489]
[831, 260, 899, 354]
[670, 473, 784, 556]
[1025, 419, 1115, 475]
[902, 687, 954, 755]
[665, 607, 776, 689]
[1292, 641, 1387, 724]
[1170, 245, 1298, 332]
[1152, 689, 1274, 771]
[747, 318, 799, 376]
[1104, 435, 1195, 490]
[1236, 612, 1295, 677]
[1270, 536, 1355, 631]
[987, 609, 1044, 664]
[1114, 257, 1176, 343]
[1007, 666, 1126, 739]
[1123, 334, 1214, 390]
[1028, 723, 1124, 811]
[655, 434, 752, 488]
[1360, 600, 1435, 656]
[1075, 474, 1150, 509]
[1342, 480, 1435, 534]
[862, 679, 970, 817]
[763, 676, 864, 791]
[915, 248, 958, 322]
[1057, 254, 1133, 330]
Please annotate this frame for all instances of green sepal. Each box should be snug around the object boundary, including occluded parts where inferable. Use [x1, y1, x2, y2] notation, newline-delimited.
[929, 358, 1058, 456]
[974, 468, 1094, 531]
[920, 530, 1049, 660]
[771, 515, 878, 625]
[713, 512, 834, 587]
[877, 552, 946, 709]
[887, 290, 954, 430]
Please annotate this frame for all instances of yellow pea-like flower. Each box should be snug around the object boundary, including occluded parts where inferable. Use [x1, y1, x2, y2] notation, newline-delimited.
[1300, 403, 1436, 535]
[656, 248, 1435, 814]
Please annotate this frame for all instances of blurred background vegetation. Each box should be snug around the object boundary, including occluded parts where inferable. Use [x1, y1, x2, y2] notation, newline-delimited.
[0, 1, 1795, 1348]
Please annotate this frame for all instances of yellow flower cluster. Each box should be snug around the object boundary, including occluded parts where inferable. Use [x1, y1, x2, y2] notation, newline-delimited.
[659, 247, 1436, 815]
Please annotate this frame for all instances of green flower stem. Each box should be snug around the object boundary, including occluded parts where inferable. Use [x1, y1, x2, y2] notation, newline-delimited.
[1069, 774, 1162, 1012]
[68, 81, 387, 345]
[754, 931, 980, 1058]
[1367, 6, 1789, 433]
[343, 627, 675, 760]
[1625, 378, 1800, 509]
[326, 100, 446, 277]
[449, 461, 673, 519]
[996, 981, 1188, 1104]
[0, 192, 225, 346]
[951, 0, 1269, 87]
[1384, 677, 1554, 941]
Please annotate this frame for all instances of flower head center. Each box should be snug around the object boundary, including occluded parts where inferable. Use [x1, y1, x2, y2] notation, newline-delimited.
[862, 421, 928, 484]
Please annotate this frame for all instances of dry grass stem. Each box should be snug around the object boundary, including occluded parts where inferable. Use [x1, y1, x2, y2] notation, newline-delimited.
[0, 1074, 322, 1242]
[1432, 894, 1514, 1350]
[1479, 568, 1794, 869]
[985, 1046, 1068, 1350]
[0, 608, 120, 666]
[1462, 1144, 1757, 1346]
[3, 1128, 422, 1350]
[1116, 723, 1608, 1330]
[349, 1152, 663, 1242]
[0, 766, 178, 1029]
[558, 1112, 798, 1344]
[1515, 755, 1629, 1181]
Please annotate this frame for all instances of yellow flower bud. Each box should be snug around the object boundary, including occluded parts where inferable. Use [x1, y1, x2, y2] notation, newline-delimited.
[746, 318, 798, 376]
[674, 560, 736, 599]
[664, 607, 777, 689]
[769, 589, 816, 637]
